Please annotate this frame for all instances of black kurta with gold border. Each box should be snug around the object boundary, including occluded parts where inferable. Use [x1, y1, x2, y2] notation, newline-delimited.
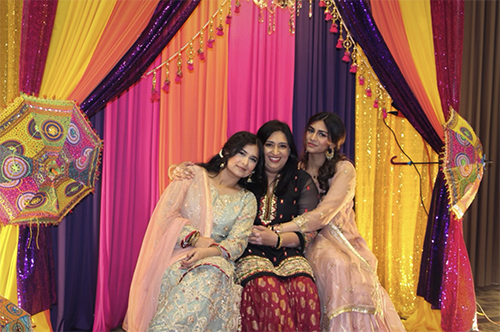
[235, 169, 318, 286]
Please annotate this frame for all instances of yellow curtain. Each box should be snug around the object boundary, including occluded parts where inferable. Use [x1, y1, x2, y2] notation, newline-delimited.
[158, 0, 229, 191]
[0, 0, 22, 107]
[398, 0, 445, 125]
[39, 0, 116, 99]
[355, 49, 439, 318]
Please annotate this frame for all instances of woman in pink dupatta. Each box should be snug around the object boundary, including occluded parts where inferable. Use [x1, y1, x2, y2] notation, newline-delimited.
[124, 131, 264, 332]
[281, 113, 405, 332]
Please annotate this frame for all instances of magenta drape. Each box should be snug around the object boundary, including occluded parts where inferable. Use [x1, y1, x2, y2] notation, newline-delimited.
[227, 0, 295, 135]
[92, 61, 161, 332]
[431, 0, 463, 120]
[19, 0, 57, 95]
[430, 2, 474, 331]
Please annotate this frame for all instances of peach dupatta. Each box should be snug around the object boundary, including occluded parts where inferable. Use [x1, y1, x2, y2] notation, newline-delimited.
[124, 166, 212, 331]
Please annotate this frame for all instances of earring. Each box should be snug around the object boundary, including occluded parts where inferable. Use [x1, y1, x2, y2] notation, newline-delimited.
[220, 162, 225, 168]
[326, 147, 334, 161]
[247, 171, 255, 183]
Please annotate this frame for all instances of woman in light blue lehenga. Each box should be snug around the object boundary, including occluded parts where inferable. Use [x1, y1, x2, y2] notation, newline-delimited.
[124, 132, 264, 332]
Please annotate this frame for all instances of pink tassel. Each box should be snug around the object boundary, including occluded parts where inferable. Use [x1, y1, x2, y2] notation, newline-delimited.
[325, 11, 333, 21]
[373, 99, 379, 108]
[198, 49, 205, 60]
[216, 25, 224, 36]
[162, 80, 171, 93]
[151, 90, 160, 102]
[336, 38, 344, 49]
[207, 38, 215, 48]
[358, 76, 365, 85]
[382, 108, 387, 119]
[175, 71, 183, 83]
[226, 14, 232, 25]
[342, 51, 351, 62]
[349, 63, 357, 73]
[366, 88, 372, 97]
[319, 0, 326, 7]
[330, 23, 338, 33]
[235, 5, 240, 13]
[187, 60, 194, 71]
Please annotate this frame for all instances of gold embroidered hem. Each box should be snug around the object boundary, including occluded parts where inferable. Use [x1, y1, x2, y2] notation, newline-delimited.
[327, 304, 377, 319]
[235, 255, 314, 285]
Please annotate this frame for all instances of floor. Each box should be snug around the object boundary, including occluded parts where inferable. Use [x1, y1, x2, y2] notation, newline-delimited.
[112, 284, 500, 331]
[476, 284, 500, 332]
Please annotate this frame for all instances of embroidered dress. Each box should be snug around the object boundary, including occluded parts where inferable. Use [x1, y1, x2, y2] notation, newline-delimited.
[236, 169, 321, 332]
[124, 166, 256, 332]
[293, 161, 405, 331]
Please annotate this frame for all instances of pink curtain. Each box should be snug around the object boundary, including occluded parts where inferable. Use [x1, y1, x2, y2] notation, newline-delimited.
[92, 60, 161, 331]
[227, 0, 296, 135]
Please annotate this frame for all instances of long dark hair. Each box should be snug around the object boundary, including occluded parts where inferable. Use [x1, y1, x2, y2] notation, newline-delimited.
[198, 131, 264, 189]
[300, 112, 346, 193]
[255, 120, 298, 196]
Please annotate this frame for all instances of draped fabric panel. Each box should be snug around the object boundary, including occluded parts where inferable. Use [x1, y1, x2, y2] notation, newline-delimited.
[81, 0, 201, 116]
[335, 0, 443, 153]
[370, 0, 444, 138]
[49, 111, 103, 331]
[68, 0, 160, 103]
[292, 1, 355, 157]
[158, 0, 229, 190]
[92, 61, 161, 331]
[461, 0, 500, 288]
[0, 0, 22, 106]
[18, 0, 57, 95]
[227, 0, 295, 136]
[354, 49, 439, 318]
[39, 0, 117, 99]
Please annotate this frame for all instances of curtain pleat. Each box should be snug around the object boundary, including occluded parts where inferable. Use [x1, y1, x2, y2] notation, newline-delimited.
[158, 0, 228, 190]
[292, 0, 356, 157]
[354, 49, 439, 318]
[18, 0, 57, 95]
[81, 0, 202, 116]
[227, 0, 295, 136]
[0, 0, 22, 106]
[371, 0, 444, 138]
[461, 0, 500, 287]
[92, 60, 161, 332]
[68, 0, 160, 104]
[39, 0, 117, 99]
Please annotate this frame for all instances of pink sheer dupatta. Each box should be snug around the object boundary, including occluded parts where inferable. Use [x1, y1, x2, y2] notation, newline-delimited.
[124, 167, 212, 331]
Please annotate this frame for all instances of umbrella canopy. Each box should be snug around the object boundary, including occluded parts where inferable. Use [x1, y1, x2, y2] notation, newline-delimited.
[0, 94, 102, 225]
[442, 108, 484, 219]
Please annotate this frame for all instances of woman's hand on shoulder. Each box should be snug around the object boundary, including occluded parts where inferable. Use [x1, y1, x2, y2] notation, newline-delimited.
[170, 161, 195, 181]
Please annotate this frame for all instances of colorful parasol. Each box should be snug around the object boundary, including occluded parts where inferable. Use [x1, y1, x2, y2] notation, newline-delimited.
[442, 108, 484, 219]
[0, 94, 102, 225]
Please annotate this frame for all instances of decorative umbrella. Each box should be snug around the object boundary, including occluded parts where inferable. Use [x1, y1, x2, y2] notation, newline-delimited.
[0, 94, 102, 225]
[442, 108, 484, 219]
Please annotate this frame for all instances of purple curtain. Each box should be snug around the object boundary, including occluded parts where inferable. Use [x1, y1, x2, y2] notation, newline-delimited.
[292, 3, 356, 159]
[49, 111, 103, 332]
[81, 0, 201, 116]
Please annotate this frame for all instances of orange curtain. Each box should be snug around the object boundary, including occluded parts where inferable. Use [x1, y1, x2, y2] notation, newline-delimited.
[158, 0, 229, 191]
[68, 0, 160, 103]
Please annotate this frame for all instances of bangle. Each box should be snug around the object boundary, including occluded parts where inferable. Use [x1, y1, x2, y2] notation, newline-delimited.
[188, 231, 200, 247]
[274, 233, 282, 249]
[167, 164, 177, 181]
[270, 223, 282, 234]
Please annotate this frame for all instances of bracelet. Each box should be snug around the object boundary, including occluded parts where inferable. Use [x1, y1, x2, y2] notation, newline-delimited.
[188, 231, 200, 247]
[274, 233, 282, 250]
[167, 164, 178, 181]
